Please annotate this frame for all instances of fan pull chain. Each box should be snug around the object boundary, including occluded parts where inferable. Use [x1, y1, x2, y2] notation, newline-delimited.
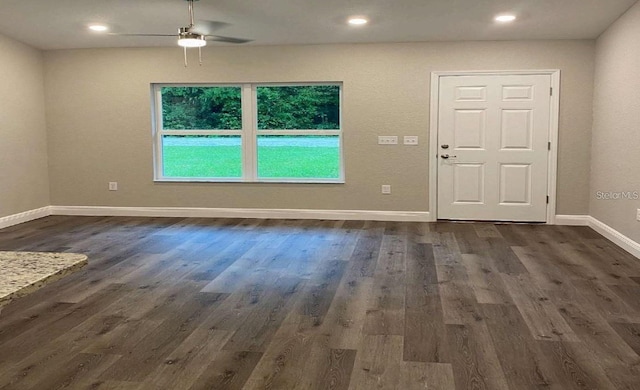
[181, 47, 202, 67]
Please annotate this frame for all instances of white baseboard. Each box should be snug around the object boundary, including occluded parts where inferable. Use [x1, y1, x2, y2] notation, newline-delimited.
[555, 215, 590, 226]
[0, 206, 51, 230]
[587, 217, 640, 259]
[555, 214, 638, 259]
[49, 206, 432, 222]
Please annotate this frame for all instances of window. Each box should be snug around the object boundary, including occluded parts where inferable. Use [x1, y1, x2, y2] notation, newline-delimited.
[156, 86, 243, 179]
[153, 83, 343, 183]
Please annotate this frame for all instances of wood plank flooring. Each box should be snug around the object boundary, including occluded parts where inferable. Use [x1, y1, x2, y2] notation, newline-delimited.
[0, 216, 639, 389]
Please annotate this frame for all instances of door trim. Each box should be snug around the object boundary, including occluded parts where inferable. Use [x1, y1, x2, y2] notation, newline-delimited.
[428, 70, 561, 224]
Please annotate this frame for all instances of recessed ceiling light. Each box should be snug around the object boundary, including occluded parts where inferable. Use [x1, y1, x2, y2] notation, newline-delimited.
[88, 24, 109, 32]
[348, 17, 368, 26]
[495, 14, 516, 23]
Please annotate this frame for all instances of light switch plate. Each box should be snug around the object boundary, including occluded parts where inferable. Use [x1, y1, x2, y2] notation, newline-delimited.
[378, 136, 398, 145]
[381, 185, 391, 194]
[404, 136, 419, 145]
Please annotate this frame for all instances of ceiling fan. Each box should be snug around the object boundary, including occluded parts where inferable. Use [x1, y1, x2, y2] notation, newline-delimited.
[109, 0, 252, 66]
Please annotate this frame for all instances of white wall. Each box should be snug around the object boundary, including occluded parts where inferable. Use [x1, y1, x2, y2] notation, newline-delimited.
[0, 34, 49, 218]
[591, 1, 640, 243]
[43, 40, 595, 215]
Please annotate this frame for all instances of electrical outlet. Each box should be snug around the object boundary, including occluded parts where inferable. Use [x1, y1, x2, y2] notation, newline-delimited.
[378, 136, 398, 145]
[381, 185, 391, 194]
[404, 136, 419, 145]
[109, 182, 118, 191]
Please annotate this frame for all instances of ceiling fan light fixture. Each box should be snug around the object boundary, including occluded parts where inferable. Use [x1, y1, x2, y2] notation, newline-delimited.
[178, 29, 207, 47]
[178, 36, 207, 47]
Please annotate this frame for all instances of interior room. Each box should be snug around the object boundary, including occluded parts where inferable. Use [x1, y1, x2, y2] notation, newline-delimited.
[0, 0, 639, 388]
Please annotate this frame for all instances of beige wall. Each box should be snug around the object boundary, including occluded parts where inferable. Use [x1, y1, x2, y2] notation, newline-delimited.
[44, 40, 594, 214]
[591, 2, 640, 242]
[0, 34, 49, 218]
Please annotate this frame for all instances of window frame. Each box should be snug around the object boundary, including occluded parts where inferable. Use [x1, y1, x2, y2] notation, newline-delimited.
[152, 82, 344, 183]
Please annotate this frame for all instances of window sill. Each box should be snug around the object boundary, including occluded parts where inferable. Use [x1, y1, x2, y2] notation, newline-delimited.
[154, 179, 345, 184]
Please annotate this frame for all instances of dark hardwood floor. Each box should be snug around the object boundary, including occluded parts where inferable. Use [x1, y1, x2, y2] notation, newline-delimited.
[0, 216, 639, 389]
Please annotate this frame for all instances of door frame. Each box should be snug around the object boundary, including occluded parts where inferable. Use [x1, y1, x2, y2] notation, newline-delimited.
[428, 70, 561, 224]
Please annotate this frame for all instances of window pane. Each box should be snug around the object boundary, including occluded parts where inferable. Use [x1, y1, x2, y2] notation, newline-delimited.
[257, 85, 340, 130]
[257, 136, 340, 179]
[162, 135, 242, 178]
[161, 86, 242, 130]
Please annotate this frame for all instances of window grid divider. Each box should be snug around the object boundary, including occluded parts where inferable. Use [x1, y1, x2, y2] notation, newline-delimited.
[256, 130, 341, 136]
[243, 84, 256, 181]
[160, 130, 243, 136]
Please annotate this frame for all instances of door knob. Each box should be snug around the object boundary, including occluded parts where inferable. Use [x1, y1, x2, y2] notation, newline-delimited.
[441, 154, 457, 159]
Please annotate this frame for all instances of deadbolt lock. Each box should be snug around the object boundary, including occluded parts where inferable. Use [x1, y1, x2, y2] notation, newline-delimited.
[441, 144, 449, 149]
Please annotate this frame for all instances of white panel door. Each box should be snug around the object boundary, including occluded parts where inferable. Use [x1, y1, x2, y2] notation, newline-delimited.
[437, 74, 551, 222]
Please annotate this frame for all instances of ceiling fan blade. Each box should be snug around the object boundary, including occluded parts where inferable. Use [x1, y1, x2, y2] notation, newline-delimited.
[191, 20, 230, 36]
[207, 35, 252, 44]
[107, 33, 176, 37]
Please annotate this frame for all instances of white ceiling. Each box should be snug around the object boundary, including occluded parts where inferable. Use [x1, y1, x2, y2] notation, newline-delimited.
[0, 0, 637, 50]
